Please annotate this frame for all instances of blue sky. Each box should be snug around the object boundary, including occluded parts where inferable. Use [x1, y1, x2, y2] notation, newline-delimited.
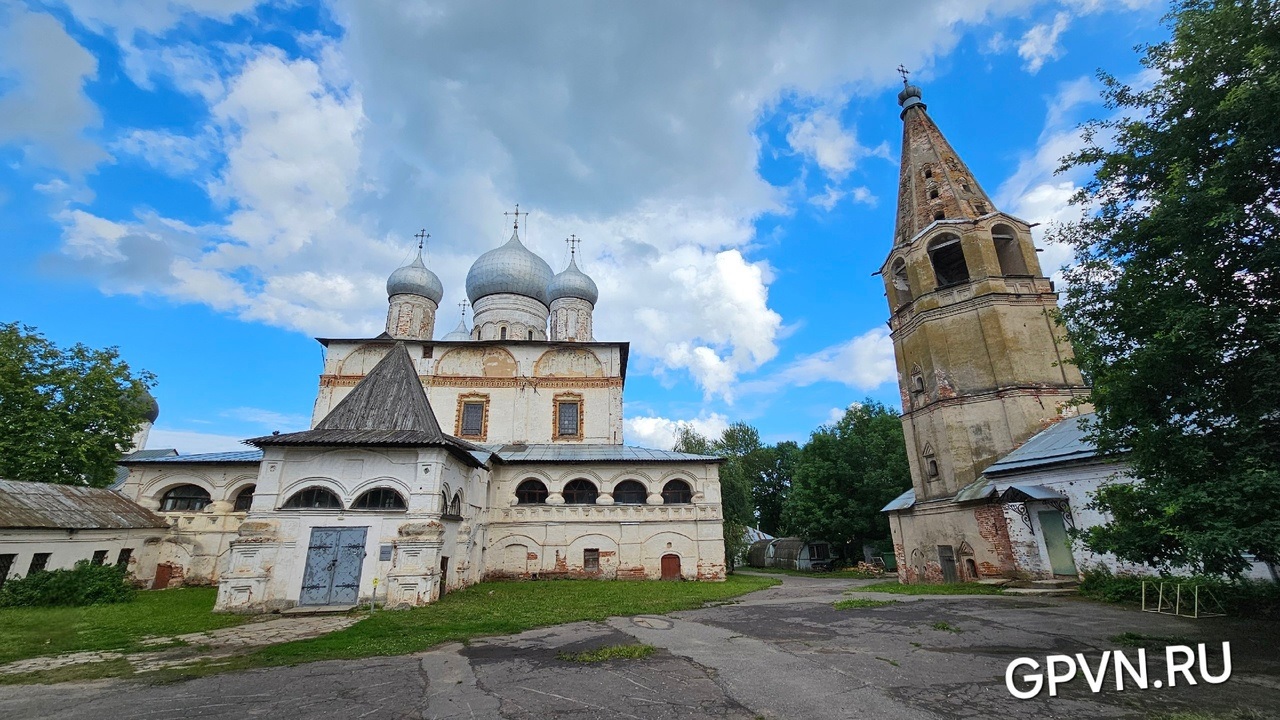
[0, 0, 1167, 452]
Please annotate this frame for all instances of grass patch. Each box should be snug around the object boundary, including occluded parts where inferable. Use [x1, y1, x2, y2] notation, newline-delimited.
[152, 574, 778, 682]
[851, 582, 1004, 596]
[874, 656, 900, 667]
[1079, 566, 1280, 619]
[832, 598, 899, 610]
[0, 588, 247, 665]
[930, 621, 961, 633]
[557, 644, 655, 663]
[1109, 632, 1191, 649]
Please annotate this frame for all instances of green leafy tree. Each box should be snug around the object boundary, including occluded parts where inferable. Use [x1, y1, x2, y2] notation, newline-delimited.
[752, 440, 798, 537]
[1051, 0, 1280, 575]
[672, 421, 762, 571]
[781, 401, 911, 554]
[0, 323, 155, 488]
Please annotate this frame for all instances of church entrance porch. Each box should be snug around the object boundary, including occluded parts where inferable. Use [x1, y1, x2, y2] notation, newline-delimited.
[300, 527, 367, 606]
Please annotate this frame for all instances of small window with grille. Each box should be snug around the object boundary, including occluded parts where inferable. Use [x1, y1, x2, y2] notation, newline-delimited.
[554, 394, 583, 439]
[584, 548, 600, 572]
[91, 550, 108, 566]
[457, 396, 488, 439]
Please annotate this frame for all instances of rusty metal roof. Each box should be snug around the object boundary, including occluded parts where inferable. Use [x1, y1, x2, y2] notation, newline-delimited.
[0, 479, 167, 530]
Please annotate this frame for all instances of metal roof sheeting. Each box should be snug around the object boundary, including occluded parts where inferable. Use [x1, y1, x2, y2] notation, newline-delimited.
[0, 479, 167, 530]
[881, 488, 916, 512]
[982, 413, 1099, 476]
[999, 483, 1068, 502]
[124, 450, 263, 464]
[483, 444, 721, 464]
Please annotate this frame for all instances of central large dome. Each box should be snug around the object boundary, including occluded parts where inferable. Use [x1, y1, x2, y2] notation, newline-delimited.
[465, 230, 554, 306]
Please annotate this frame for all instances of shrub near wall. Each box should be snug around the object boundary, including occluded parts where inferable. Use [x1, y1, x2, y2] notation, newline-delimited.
[0, 561, 136, 607]
[1079, 566, 1280, 619]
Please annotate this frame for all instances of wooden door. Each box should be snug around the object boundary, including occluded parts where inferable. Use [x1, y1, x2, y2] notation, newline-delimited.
[1038, 511, 1079, 576]
[660, 553, 681, 580]
[438, 555, 449, 599]
[937, 545, 958, 583]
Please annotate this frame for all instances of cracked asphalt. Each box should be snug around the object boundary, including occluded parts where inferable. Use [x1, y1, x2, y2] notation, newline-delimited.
[1, 573, 1277, 719]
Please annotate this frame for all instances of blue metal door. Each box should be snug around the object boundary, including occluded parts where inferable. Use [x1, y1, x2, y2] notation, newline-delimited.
[300, 527, 367, 606]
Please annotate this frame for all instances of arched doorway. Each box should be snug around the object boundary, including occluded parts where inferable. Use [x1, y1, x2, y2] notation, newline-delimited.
[660, 554, 681, 580]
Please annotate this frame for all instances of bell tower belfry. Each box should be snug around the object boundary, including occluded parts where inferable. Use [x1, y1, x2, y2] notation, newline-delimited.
[881, 78, 1091, 505]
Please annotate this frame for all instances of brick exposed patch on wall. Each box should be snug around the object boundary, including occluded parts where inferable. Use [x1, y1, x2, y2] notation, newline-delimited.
[974, 503, 1016, 575]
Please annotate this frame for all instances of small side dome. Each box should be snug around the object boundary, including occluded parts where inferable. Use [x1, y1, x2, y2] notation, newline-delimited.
[465, 230, 554, 306]
[548, 256, 598, 305]
[141, 389, 160, 423]
[897, 82, 926, 116]
[387, 250, 444, 303]
[442, 318, 471, 342]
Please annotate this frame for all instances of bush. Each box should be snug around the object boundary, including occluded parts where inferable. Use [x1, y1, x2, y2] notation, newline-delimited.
[0, 560, 136, 607]
[1079, 565, 1280, 619]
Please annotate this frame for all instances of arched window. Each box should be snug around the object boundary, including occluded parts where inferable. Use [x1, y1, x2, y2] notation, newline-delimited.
[160, 484, 211, 512]
[928, 188, 939, 199]
[923, 444, 939, 479]
[281, 487, 343, 510]
[923, 168, 933, 179]
[562, 479, 598, 505]
[613, 480, 648, 505]
[515, 479, 548, 504]
[528, 329, 534, 341]
[933, 210, 945, 221]
[232, 485, 256, 512]
[661, 479, 693, 504]
[889, 258, 911, 308]
[449, 492, 463, 516]
[992, 224, 1030, 276]
[500, 326, 508, 340]
[352, 487, 407, 510]
[928, 234, 969, 287]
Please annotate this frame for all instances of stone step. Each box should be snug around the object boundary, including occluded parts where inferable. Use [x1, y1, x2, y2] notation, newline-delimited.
[1031, 578, 1080, 589]
[1003, 587, 1078, 597]
[281, 604, 357, 616]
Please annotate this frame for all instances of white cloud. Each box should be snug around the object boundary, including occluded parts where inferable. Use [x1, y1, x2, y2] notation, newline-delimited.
[776, 327, 897, 390]
[112, 128, 214, 175]
[146, 428, 254, 453]
[0, 7, 106, 173]
[46, 1, 1058, 398]
[807, 184, 877, 211]
[221, 406, 309, 430]
[1018, 12, 1071, 74]
[624, 413, 730, 450]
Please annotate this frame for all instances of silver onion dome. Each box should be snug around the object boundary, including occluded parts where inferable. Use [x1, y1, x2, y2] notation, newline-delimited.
[442, 318, 471, 341]
[548, 256, 599, 305]
[141, 389, 159, 423]
[387, 250, 444, 303]
[465, 230, 554, 306]
[898, 82, 925, 115]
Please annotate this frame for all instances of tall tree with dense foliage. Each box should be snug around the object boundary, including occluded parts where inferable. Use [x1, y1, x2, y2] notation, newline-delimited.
[672, 421, 764, 570]
[781, 401, 911, 552]
[1052, 0, 1280, 575]
[752, 440, 798, 537]
[0, 323, 155, 488]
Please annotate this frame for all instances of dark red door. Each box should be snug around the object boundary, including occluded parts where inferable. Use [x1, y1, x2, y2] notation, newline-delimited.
[660, 554, 681, 580]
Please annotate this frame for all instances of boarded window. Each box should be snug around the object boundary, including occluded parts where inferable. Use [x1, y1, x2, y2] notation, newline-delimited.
[515, 479, 548, 504]
[233, 485, 256, 512]
[91, 550, 108, 566]
[584, 548, 600, 572]
[160, 484, 211, 512]
[282, 487, 343, 510]
[29, 553, 51, 574]
[557, 400, 581, 437]
[613, 480, 648, 504]
[352, 488, 407, 510]
[461, 402, 485, 437]
[562, 479, 598, 505]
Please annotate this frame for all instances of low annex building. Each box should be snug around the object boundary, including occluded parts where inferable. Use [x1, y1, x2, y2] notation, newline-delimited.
[0, 479, 168, 588]
[118, 222, 727, 611]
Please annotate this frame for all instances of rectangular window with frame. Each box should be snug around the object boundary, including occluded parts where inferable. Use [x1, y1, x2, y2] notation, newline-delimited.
[29, 553, 51, 574]
[91, 550, 108, 566]
[116, 548, 133, 569]
[554, 393, 583, 439]
[456, 394, 489, 439]
[583, 548, 599, 572]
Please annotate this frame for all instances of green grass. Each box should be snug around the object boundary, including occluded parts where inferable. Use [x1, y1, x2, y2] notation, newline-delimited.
[930, 621, 961, 633]
[0, 588, 247, 665]
[737, 566, 835, 578]
[1109, 632, 1191, 649]
[832, 598, 899, 610]
[851, 581, 1005, 596]
[152, 575, 779, 682]
[557, 643, 655, 663]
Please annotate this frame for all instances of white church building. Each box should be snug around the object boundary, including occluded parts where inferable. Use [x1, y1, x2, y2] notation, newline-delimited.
[117, 221, 727, 611]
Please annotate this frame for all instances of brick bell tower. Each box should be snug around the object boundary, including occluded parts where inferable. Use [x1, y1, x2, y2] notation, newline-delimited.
[881, 77, 1090, 518]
